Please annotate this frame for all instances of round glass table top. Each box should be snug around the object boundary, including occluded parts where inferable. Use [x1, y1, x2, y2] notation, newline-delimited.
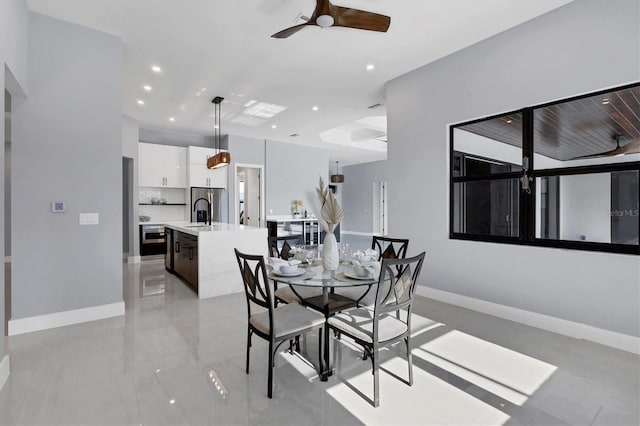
[267, 263, 377, 288]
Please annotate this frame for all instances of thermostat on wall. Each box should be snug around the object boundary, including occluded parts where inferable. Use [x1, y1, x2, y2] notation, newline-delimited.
[51, 201, 66, 213]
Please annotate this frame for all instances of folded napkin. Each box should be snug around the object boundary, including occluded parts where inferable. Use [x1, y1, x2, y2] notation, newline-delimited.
[269, 257, 301, 272]
[352, 248, 378, 262]
[351, 259, 381, 277]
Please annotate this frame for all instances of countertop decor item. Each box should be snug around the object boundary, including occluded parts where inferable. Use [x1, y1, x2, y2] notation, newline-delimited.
[207, 96, 231, 169]
[293, 199, 303, 215]
[316, 177, 343, 271]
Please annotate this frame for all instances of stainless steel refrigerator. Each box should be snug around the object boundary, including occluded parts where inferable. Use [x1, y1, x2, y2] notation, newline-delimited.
[191, 187, 228, 223]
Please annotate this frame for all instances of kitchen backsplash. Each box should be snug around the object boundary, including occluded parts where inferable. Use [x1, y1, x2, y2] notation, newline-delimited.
[139, 187, 187, 222]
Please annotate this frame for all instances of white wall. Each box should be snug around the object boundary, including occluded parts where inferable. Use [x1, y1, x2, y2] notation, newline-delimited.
[560, 173, 611, 243]
[11, 13, 123, 319]
[386, 0, 640, 337]
[0, 0, 29, 360]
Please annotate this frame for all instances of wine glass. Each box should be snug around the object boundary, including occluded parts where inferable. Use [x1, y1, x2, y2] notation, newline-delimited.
[304, 249, 315, 267]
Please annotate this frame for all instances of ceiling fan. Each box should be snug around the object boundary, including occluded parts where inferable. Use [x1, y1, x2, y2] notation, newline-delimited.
[571, 134, 640, 160]
[271, 0, 391, 39]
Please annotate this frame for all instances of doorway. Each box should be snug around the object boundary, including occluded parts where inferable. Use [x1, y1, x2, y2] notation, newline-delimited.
[373, 181, 387, 235]
[235, 164, 264, 227]
[4, 89, 11, 336]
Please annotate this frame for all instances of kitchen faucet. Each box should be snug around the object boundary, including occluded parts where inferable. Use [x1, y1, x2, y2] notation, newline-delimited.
[193, 197, 212, 225]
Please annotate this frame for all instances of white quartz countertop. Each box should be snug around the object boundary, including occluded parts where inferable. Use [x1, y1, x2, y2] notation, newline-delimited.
[164, 221, 263, 236]
[266, 215, 318, 222]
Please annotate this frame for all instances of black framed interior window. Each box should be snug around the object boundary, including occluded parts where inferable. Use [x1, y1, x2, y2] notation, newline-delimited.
[450, 82, 640, 255]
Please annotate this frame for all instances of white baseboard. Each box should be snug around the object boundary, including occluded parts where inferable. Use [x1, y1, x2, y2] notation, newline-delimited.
[8, 301, 125, 336]
[416, 286, 640, 355]
[127, 255, 141, 264]
[0, 355, 9, 392]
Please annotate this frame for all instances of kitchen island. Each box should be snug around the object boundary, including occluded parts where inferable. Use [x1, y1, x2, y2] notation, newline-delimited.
[164, 222, 268, 299]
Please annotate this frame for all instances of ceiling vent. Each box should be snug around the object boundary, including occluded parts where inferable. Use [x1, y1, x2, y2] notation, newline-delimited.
[368, 103, 383, 109]
[289, 133, 300, 137]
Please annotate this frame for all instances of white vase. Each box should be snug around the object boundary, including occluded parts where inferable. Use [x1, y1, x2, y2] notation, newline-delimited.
[322, 227, 339, 271]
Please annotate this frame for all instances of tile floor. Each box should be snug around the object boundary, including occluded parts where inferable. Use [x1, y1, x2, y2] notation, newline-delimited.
[0, 259, 638, 425]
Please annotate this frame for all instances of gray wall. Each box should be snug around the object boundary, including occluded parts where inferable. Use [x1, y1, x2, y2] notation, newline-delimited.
[342, 160, 387, 234]
[227, 135, 266, 225]
[265, 140, 329, 216]
[0, 0, 29, 360]
[139, 127, 226, 149]
[11, 13, 123, 319]
[386, 0, 640, 337]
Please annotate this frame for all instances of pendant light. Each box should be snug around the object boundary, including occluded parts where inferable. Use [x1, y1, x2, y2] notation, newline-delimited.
[330, 161, 344, 183]
[207, 96, 231, 169]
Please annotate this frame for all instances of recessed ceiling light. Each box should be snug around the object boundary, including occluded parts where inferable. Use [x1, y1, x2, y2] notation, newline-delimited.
[272, 124, 277, 129]
[602, 98, 610, 104]
[143, 85, 152, 91]
[201, 87, 207, 92]
[366, 64, 375, 71]
[169, 117, 175, 122]
[312, 106, 319, 111]
[151, 65, 162, 73]
[137, 100, 145, 105]
[169, 399, 175, 405]
[506, 119, 512, 124]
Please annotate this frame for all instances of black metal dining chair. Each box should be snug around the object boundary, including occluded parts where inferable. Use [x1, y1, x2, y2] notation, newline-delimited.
[335, 236, 410, 307]
[268, 236, 323, 305]
[235, 248, 325, 398]
[372, 236, 409, 261]
[328, 252, 426, 407]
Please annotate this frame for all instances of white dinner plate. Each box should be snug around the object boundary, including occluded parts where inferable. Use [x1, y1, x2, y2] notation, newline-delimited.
[344, 271, 375, 280]
[273, 269, 305, 277]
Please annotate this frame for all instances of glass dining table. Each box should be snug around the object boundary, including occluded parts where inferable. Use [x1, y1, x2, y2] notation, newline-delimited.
[267, 262, 377, 381]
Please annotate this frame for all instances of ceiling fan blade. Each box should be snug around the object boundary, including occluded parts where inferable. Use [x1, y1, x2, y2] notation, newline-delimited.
[310, 0, 331, 22]
[332, 5, 391, 32]
[571, 149, 620, 160]
[571, 137, 640, 160]
[271, 23, 310, 39]
[619, 138, 640, 154]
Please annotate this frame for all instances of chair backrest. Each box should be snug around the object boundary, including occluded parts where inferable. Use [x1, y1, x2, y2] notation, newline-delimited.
[234, 249, 273, 325]
[373, 252, 426, 339]
[371, 236, 409, 261]
[268, 235, 303, 260]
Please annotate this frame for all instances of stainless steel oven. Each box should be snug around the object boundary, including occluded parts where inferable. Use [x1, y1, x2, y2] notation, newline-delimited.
[140, 225, 166, 256]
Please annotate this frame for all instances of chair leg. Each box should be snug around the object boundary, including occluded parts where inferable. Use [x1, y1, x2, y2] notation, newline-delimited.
[406, 337, 413, 386]
[372, 347, 380, 407]
[268, 340, 274, 398]
[318, 327, 324, 377]
[246, 328, 252, 374]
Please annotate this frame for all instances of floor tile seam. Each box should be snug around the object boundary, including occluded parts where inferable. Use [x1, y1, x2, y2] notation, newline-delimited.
[589, 404, 604, 426]
[128, 369, 145, 424]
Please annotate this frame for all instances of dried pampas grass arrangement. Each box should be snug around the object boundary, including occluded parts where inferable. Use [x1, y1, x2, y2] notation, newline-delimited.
[316, 177, 343, 232]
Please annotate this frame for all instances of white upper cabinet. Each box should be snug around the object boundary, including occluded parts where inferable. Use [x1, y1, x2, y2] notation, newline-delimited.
[187, 146, 228, 189]
[139, 143, 187, 188]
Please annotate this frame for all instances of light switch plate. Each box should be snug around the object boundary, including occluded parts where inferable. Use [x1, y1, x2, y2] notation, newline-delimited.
[79, 213, 99, 225]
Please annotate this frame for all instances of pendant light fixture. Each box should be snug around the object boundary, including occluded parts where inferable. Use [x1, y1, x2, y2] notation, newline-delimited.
[207, 96, 231, 169]
[330, 161, 344, 183]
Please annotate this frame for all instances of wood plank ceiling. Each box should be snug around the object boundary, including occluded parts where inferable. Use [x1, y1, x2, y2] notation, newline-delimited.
[459, 85, 640, 161]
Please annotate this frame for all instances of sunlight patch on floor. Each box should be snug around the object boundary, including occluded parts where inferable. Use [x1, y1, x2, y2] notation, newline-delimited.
[415, 330, 557, 405]
[326, 356, 510, 426]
